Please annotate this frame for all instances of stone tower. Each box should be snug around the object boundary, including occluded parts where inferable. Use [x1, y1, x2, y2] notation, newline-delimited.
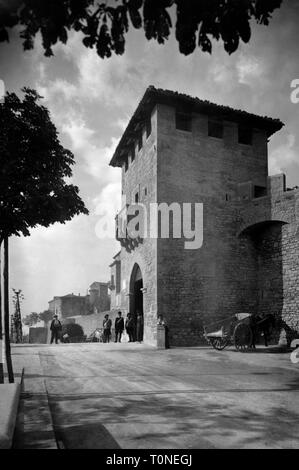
[88, 282, 110, 313]
[110, 86, 299, 346]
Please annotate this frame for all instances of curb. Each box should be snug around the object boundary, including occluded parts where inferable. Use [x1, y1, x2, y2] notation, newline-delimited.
[42, 378, 59, 449]
[0, 382, 21, 449]
[12, 360, 58, 449]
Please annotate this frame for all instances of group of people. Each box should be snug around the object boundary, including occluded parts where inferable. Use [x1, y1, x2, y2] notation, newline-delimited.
[102, 311, 144, 344]
[50, 311, 167, 346]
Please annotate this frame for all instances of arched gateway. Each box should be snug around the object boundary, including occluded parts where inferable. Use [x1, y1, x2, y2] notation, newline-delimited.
[129, 263, 144, 340]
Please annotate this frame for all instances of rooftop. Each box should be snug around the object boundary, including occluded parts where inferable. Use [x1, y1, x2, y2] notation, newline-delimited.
[48, 293, 86, 302]
[109, 86, 284, 167]
[109, 251, 121, 267]
[89, 281, 109, 289]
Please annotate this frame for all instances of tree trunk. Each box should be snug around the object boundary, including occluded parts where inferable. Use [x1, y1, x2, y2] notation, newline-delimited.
[0, 239, 4, 383]
[4, 237, 14, 383]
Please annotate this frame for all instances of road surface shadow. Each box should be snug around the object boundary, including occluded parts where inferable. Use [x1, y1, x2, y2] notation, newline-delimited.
[45, 386, 299, 449]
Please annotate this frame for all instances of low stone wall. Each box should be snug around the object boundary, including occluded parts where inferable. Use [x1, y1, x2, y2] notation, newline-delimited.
[29, 327, 48, 344]
[64, 309, 120, 338]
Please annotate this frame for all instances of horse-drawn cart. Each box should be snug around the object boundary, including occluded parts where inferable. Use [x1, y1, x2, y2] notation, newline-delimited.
[204, 313, 255, 352]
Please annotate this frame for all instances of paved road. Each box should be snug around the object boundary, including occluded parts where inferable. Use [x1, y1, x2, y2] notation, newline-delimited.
[13, 342, 299, 449]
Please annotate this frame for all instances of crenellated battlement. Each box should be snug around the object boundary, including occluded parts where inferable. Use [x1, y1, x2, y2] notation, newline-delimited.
[237, 174, 299, 236]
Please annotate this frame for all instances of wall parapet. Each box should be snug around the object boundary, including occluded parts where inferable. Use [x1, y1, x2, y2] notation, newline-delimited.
[236, 174, 299, 236]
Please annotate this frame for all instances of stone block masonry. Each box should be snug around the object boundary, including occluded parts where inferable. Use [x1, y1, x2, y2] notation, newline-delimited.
[109, 86, 299, 347]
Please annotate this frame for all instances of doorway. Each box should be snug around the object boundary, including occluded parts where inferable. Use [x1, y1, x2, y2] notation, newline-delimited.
[129, 264, 144, 341]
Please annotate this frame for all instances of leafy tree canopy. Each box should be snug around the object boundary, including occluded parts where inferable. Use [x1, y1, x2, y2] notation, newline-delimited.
[23, 311, 40, 326]
[0, 0, 283, 58]
[39, 310, 54, 323]
[62, 322, 84, 338]
[0, 87, 88, 241]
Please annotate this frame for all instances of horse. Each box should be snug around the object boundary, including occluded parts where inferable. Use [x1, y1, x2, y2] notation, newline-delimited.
[250, 313, 276, 348]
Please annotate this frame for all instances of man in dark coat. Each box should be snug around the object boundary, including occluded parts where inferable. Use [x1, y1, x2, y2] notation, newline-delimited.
[50, 314, 62, 344]
[114, 311, 124, 343]
[103, 314, 112, 343]
[136, 311, 144, 343]
[125, 313, 135, 342]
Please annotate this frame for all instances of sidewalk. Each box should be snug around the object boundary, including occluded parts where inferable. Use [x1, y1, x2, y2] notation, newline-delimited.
[12, 345, 57, 449]
[0, 353, 23, 449]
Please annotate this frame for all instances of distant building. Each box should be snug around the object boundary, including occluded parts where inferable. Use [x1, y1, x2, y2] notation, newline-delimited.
[88, 282, 110, 314]
[48, 282, 110, 319]
[48, 293, 87, 319]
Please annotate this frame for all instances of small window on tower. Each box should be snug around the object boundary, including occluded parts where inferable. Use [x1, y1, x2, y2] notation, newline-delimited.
[175, 111, 192, 132]
[238, 125, 253, 145]
[144, 187, 147, 196]
[135, 192, 139, 203]
[208, 120, 223, 139]
[254, 185, 267, 198]
[146, 118, 152, 138]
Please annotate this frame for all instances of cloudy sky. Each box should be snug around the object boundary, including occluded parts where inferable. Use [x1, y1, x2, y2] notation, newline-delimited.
[1, 1, 299, 318]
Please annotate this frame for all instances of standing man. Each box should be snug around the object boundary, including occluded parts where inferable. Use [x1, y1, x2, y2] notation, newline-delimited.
[136, 311, 144, 343]
[157, 314, 170, 349]
[125, 313, 135, 342]
[114, 311, 124, 343]
[50, 314, 62, 344]
[103, 314, 112, 343]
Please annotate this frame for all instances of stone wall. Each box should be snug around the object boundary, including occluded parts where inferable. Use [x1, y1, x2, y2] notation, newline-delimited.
[111, 98, 299, 347]
[117, 107, 158, 346]
[155, 104, 270, 346]
[238, 176, 299, 341]
[29, 327, 48, 344]
[110, 253, 121, 310]
[65, 310, 119, 338]
[281, 222, 299, 336]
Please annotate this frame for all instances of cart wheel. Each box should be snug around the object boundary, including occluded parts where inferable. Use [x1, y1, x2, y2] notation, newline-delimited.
[210, 337, 229, 351]
[234, 323, 253, 352]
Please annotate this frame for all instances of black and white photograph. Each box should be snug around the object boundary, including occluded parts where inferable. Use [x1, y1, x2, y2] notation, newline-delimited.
[0, 0, 299, 455]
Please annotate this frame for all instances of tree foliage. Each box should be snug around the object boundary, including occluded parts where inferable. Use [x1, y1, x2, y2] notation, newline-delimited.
[62, 322, 84, 338]
[0, 87, 88, 241]
[38, 309, 53, 323]
[0, 0, 283, 58]
[23, 310, 56, 326]
[23, 311, 40, 326]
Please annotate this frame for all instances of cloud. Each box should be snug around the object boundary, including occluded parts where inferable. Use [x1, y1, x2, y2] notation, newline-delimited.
[61, 118, 95, 150]
[94, 182, 122, 240]
[236, 54, 265, 86]
[269, 133, 298, 175]
[37, 31, 151, 111]
[61, 118, 120, 189]
[37, 78, 77, 102]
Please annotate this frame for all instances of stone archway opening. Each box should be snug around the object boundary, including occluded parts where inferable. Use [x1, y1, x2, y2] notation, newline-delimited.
[129, 264, 144, 341]
[238, 220, 286, 343]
